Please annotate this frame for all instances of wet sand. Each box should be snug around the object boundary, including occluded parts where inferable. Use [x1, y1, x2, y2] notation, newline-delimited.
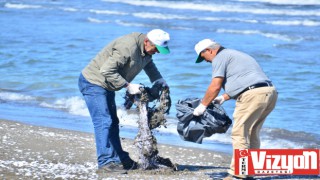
[0, 119, 318, 179]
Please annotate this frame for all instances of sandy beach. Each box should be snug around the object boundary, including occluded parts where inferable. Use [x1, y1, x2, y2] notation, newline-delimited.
[0, 119, 318, 180]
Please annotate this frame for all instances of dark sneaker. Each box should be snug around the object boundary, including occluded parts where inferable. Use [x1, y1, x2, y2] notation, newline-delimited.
[97, 162, 127, 174]
[122, 158, 139, 170]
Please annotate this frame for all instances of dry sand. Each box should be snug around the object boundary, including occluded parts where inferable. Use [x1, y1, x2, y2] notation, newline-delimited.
[0, 119, 318, 180]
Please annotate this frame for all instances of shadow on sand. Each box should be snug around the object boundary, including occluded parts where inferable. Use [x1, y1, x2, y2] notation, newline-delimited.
[178, 165, 319, 180]
[177, 164, 229, 172]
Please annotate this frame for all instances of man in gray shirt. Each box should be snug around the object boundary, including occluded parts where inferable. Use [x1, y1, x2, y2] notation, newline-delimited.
[78, 29, 170, 174]
[193, 39, 277, 180]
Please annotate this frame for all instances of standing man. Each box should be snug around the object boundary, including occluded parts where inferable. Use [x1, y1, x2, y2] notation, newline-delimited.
[193, 39, 277, 180]
[78, 29, 170, 174]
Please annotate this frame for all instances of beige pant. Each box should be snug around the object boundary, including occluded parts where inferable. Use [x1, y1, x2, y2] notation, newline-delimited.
[228, 86, 278, 178]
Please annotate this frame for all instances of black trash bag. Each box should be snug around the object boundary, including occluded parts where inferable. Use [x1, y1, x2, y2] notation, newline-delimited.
[175, 98, 232, 144]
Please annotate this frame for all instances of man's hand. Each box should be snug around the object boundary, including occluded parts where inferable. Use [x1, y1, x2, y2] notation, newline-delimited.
[154, 78, 168, 88]
[193, 103, 207, 116]
[213, 95, 225, 105]
[126, 83, 142, 95]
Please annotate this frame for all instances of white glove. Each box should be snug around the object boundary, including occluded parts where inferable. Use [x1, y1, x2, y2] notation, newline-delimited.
[193, 103, 207, 116]
[154, 78, 168, 87]
[126, 83, 142, 95]
[213, 95, 225, 105]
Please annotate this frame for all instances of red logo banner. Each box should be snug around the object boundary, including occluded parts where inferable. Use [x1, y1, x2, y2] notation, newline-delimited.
[235, 149, 320, 175]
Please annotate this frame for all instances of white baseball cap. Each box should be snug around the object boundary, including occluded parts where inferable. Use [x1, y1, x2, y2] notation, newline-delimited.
[147, 29, 170, 54]
[194, 39, 216, 63]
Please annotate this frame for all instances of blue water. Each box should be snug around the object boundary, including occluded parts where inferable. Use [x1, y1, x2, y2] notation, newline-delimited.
[1, 0, 319, 153]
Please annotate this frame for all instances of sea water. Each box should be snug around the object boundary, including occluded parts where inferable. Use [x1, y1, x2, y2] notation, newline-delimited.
[1, 0, 319, 154]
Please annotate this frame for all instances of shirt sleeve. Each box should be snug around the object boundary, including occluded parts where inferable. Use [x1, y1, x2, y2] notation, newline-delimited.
[212, 56, 228, 79]
[144, 60, 163, 83]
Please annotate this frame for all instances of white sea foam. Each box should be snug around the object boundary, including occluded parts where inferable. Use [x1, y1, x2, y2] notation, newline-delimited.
[0, 92, 36, 101]
[261, 139, 304, 149]
[28, 95, 313, 150]
[113, 20, 191, 30]
[0, 92, 310, 151]
[237, 0, 320, 5]
[89, 9, 128, 15]
[118, 110, 302, 150]
[60, 7, 78, 12]
[4, 3, 42, 9]
[135, 12, 320, 29]
[189, 129, 309, 149]
[117, 108, 140, 127]
[133, 12, 259, 24]
[102, 0, 320, 16]
[92, 8, 319, 27]
[87, 17, 110, 23]
[132, 12, 189, 20]
[115, 20, 154, 27]
[265, 19, 320, 26]
[203, 17, 259, 24]
[40, 96, 89, 116]
[216, 29, 298, 41]
[0, 90, 313, 151]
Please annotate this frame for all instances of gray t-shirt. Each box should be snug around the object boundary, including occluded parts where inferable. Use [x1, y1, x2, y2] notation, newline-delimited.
[212, 48, 270, 99]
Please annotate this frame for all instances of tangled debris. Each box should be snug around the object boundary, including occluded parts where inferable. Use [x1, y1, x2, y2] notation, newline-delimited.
[124, 83, 176, 170]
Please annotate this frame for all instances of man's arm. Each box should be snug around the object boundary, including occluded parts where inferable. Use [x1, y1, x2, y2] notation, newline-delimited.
[144, 60, 163, 83]
[201, 77, 224, 106]
[193, 77, 225, 116]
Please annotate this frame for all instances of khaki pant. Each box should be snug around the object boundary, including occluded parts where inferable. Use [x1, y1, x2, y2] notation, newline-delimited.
[228, 86, 278, 178]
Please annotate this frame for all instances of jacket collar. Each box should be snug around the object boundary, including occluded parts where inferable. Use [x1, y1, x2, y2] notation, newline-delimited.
[139, 34, 147, 57]
[216, 46, 225, 55]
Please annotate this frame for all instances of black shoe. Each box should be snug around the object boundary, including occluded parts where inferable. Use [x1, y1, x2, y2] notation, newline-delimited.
[97, 162, 127, 174]
[122, 158, 138, 170]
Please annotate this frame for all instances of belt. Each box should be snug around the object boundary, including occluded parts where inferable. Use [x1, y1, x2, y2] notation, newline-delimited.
[239, 82, 273, 96]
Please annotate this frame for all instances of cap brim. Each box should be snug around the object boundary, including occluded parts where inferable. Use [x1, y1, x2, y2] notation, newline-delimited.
[155, 45, 170, 54]
[195, 54, 204, 63]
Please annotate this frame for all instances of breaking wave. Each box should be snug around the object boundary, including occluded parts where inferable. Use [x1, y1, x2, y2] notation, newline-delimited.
[216, 29, 302, 41]
[237, 0, 320, 5]
[4, 3, 43, 9]
[102, 0, 320, 16]
[0, 89, 318, 152]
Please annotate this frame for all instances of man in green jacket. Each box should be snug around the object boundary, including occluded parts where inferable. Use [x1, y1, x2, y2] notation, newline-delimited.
[78, 29, 170, 174]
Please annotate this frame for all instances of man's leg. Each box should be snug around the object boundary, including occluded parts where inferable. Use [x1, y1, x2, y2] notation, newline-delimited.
[78, 74, 120, 168]
[106, 90, 131, 161]
[106, 91, 138, 170]
[249, 87, 277, 149]
[228, 87, 277, 178]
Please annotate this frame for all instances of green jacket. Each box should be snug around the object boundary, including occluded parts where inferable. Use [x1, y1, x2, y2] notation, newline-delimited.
[82, 32, 163, 91]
